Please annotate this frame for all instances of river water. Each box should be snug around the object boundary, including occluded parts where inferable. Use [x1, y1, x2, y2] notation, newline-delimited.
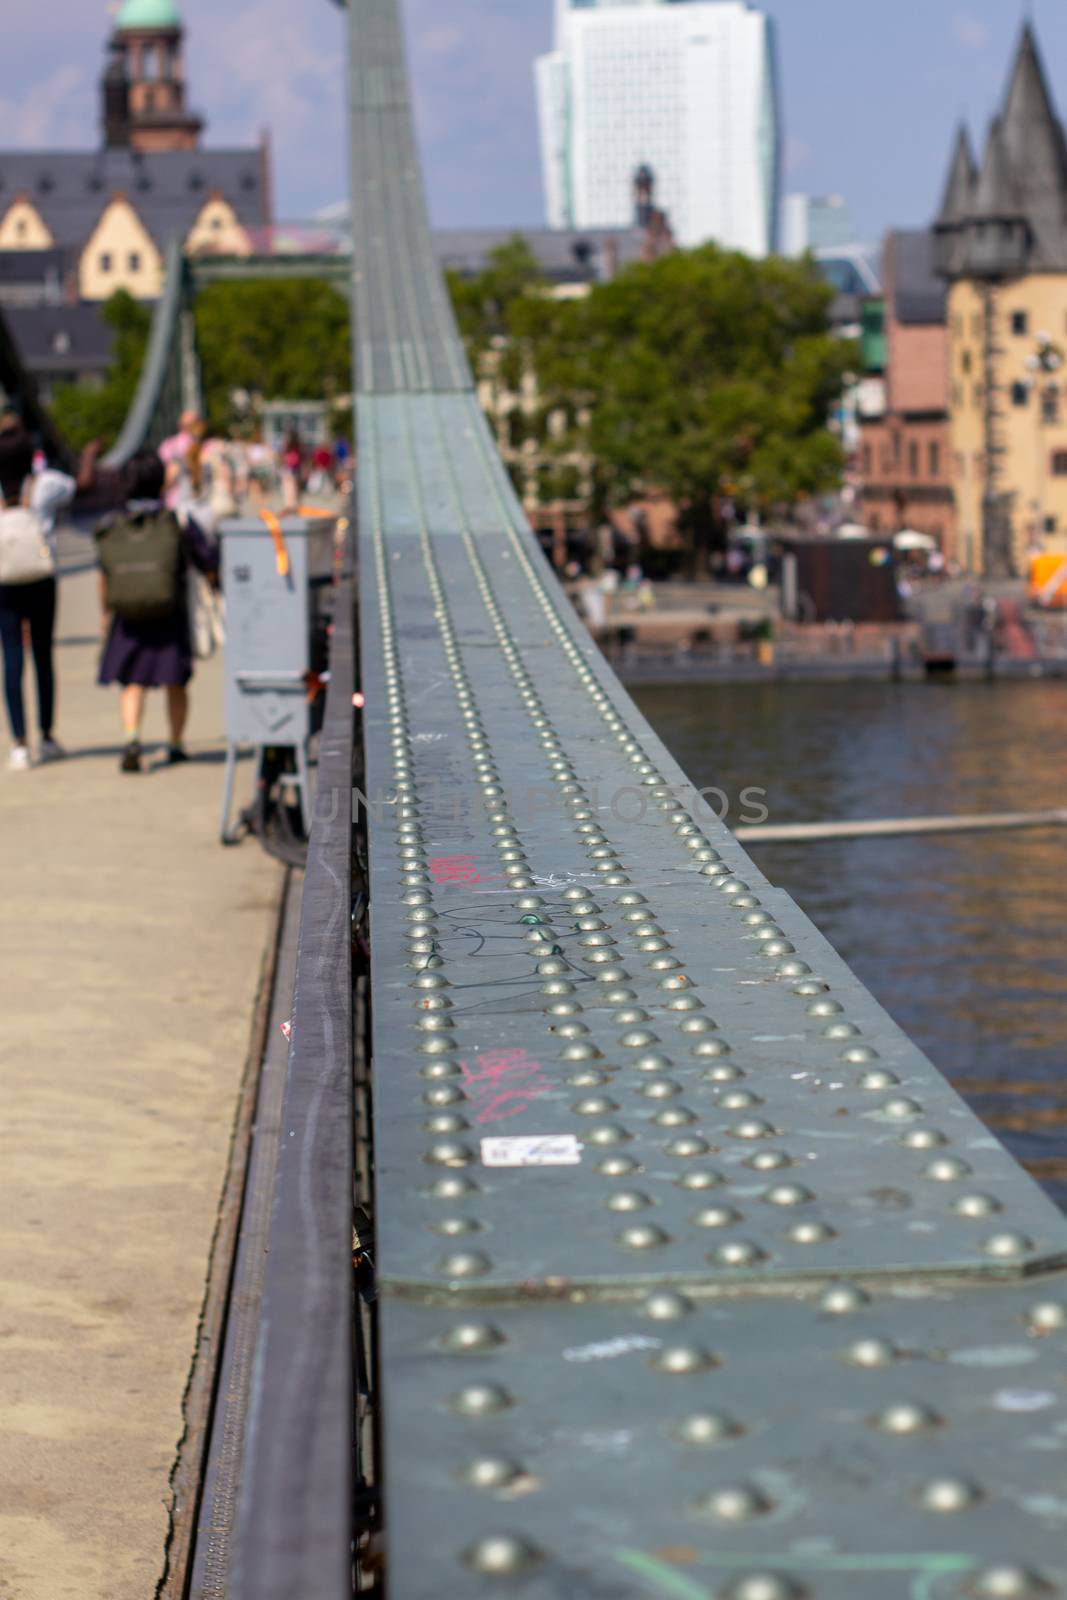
[634, 679, 1067, 1208]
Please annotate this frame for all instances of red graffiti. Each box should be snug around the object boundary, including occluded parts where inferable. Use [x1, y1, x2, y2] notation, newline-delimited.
[430, 855, 483, 885]
[462, 1047, 552, 1125]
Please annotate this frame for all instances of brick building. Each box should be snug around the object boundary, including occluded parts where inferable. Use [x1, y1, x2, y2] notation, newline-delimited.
[858, 230, 956, 555]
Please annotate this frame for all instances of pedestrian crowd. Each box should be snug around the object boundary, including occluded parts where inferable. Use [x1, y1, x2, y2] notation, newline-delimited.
[0, 412, 351, 774]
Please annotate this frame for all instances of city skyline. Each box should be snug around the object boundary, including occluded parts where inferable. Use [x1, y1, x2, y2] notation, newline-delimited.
[0, 0, 1063, 243]
[536, 0, 780, 254]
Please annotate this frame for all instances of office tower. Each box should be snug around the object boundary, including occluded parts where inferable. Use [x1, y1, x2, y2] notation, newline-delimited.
[536, 0, 781, 255]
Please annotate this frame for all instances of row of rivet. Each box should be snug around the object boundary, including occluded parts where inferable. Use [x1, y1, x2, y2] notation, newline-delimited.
[470, 456, 1027, 1224]
[447, 511, 1033, 1262]
[437, 1284, 1066, 1590]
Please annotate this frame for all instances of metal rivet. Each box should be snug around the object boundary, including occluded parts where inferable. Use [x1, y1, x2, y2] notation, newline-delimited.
[451, 1383, 513, 1416]
[722, 1577, 806, 1600]
[423, 1085, 466, 1108]
[691, 1038, 731, 1058]
[441, 1322, 504, 1353]
[820, 1284, 870, 1315]
[562, 1041, 601, 1061]
[461, 1457, 524, 1491]
[788, 1221, 836, 1245]
[678, 1169, 725, 1191]
[420, 1061, 462, 1081]
[730, 1119, 776, 1140]
[709, 1240, 765, 1268]
[596, 1155, 640, 1177]
[651, 1344, 717, 1375]
[985, 1232, 1033, 1259]
[916, 1477, 981, 1513]
[860, 1070, 900, 1091]
[745, 1149, 792, 1171]
[672, 1410, 742, 1445]
[618, 1224, 670, 1249]
[463, 1535, 542, 1576]
[621, 1029, 659, 1049]
[606, 1190, 653, 1212]
[441, 1251, 492, 1278]
[883, 1097, 924, 1120]
[1028, 1302, 1067, 1333]
[572, 1096, 618, 1116]
[693, 1203, 743, 1230]
[720, 1089, 764, 1111]
[645, 1291, 693, 1320]
[425, 1141, 474, 1167]
[432, 1216, 481, 1237]
[666, 1136, 711, 1158]
[969, 1567, 1054, 1597]
[654, 1106, 697, 1127]
[873, 1403, 942, 1434]
[806, 998, 844, 1017]
[634, 1051, 674, 1074]
[587, 1123, 632, 1146]
[695, 1484, 772, 1521]
[841, 1045, 879, 1063]
[902, 1128, 948, 1149]
[424, 1113, 470, 1134]
[642, 1079, 683, 1100]
[954, 1193, 1003, 1219]
[846, 1337, 898, 1367]
[765, 1184, 813, 1207]
[428, 1176, 479, 1200]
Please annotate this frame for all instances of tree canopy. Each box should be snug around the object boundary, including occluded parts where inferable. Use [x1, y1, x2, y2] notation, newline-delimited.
[519, 244, 853, 529]
[50, 290, 152, 452]
[194, 278, 350, 429]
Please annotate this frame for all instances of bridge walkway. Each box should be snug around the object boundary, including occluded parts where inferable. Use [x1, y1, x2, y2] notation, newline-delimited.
[0, 565, 281, 1600]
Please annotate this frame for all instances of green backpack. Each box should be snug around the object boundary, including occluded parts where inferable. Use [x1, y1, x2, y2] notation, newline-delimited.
[97, 510, 183, 623]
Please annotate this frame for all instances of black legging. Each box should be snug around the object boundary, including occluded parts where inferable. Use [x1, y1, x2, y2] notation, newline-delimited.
[0, 576, 56, 743]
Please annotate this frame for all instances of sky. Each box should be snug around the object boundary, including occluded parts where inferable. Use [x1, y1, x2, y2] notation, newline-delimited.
[1, 0, 1065, 243]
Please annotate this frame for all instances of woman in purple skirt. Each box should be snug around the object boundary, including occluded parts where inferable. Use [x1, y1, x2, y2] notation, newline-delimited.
[97, 451, 218, 774]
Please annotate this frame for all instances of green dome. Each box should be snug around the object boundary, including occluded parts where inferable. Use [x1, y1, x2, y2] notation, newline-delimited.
[115, 0, 182, 31]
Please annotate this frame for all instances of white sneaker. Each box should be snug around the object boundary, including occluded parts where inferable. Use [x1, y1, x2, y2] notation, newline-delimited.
[8, 746, 31, 771]
[37, 738, 65, 764]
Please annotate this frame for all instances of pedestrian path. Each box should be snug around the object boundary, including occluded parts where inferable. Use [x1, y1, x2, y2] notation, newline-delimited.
[0, 566, 281, 1600]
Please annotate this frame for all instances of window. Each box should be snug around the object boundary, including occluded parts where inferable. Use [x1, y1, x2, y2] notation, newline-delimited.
[1012, 310, 1029, 336]
[1045, 516, 1058, 535]
[1043, 387, 1060, 425]
[1051, 451, 1067, 476]
[961, 350, 972, 375]
[99, 252, 112, 273]
[892, 432, 901, 465]
[1012, 381, 1029, 407]
[51, 330, 70, 355]
[862, 443, 871, 474]
[908, 441, 919, 477]
[929, 441, 941, 477]
[128, 252, 141, 273]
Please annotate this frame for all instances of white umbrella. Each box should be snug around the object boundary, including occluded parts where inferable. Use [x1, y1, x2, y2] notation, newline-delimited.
[893, 529, 937, 552]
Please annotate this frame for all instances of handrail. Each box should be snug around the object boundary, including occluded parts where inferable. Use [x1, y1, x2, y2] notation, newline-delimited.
[104, 235, 197, 468]
[229, 524, 355, 1599]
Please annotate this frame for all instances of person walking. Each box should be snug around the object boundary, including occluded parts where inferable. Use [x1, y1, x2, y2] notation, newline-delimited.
[0, 425, 75, 770]
[96, 450, 218, 774]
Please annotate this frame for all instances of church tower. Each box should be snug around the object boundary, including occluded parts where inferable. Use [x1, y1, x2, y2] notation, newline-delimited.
[102, 0, 203, 153]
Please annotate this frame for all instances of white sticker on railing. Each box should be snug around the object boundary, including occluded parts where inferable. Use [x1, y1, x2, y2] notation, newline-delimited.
[481, 1135, 583, 1168]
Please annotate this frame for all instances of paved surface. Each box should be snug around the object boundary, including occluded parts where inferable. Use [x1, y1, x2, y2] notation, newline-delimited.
[0, 566, 281, 1600]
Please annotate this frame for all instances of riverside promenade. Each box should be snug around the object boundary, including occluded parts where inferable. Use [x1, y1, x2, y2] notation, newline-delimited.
[0, 559, 281, 1599]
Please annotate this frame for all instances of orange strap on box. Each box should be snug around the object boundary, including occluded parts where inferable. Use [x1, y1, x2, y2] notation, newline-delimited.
[259, 509, 291, 578]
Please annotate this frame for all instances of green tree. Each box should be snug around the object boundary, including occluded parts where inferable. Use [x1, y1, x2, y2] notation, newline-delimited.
[520, 244, 854, 569]
[50, 290, 152, 452]
[447, 236, 544, 363]
[194, 278, 351, 428]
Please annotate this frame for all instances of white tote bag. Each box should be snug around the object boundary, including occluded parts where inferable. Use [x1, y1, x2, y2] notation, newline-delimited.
[0, 507, 56, 585]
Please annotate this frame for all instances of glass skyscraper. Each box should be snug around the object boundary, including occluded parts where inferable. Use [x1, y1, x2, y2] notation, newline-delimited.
[536, 0, 781, 256]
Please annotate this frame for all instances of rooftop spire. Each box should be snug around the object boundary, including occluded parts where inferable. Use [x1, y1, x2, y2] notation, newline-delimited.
[936, 123, 976, 226]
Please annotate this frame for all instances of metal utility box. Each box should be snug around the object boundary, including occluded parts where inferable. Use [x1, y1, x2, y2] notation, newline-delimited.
[219, 514, 336, 840]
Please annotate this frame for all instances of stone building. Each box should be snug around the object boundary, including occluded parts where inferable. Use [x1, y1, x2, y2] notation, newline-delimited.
[0, 0, 270, 305]
[934, 24, 1067, 575]
[858, 231, 956, 554]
